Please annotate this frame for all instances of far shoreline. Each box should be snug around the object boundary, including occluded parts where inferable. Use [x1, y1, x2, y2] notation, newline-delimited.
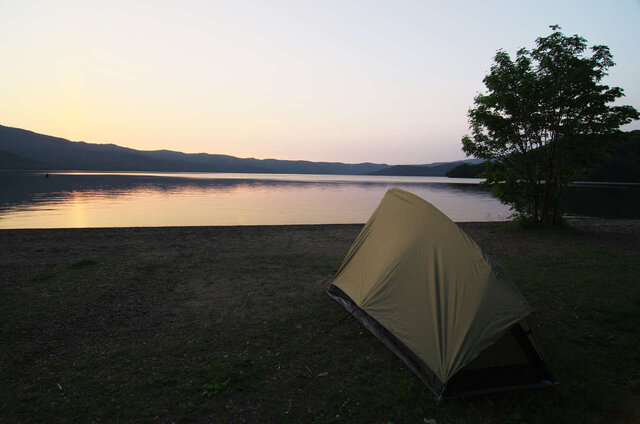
[0, 217, 638, 232]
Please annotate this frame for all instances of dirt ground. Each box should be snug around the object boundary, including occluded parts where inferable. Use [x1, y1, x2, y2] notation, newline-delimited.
[2, 218, 638, 266]
[1, 219, 639, 423]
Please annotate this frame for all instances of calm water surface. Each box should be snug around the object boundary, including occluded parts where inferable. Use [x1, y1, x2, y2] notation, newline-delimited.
[0, 171, 512, 228]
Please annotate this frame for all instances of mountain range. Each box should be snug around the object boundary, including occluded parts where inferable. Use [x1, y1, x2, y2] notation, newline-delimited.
[0, 124, 477, 176]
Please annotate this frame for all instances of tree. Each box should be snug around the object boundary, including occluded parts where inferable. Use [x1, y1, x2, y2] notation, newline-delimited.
[444, 161, 489, 178]
[462, 25, 639, 226]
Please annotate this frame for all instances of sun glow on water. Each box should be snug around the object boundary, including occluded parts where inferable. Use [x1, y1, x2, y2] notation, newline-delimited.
[0, 172, 511, 229]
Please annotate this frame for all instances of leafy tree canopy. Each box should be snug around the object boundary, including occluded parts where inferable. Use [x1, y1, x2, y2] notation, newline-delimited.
[445, 161, 489, 178]
[462, 25, 639, 225]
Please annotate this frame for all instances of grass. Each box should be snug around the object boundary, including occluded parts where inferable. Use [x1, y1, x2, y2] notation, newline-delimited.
[0, 223, 638, 423]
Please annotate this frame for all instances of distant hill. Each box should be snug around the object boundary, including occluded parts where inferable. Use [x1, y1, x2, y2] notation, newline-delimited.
[0, 149, 49, 170]
[444, 130, 640, 182]
[368, 159, 484, 176]
[0, 124, 488, 176]
[445, 161, 490, 178]
[0, 125, 388, 174]
[583, 130, 640, 182]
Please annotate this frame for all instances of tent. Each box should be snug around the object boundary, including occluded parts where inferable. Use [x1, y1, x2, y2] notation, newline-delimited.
[327, 188, 556, 400]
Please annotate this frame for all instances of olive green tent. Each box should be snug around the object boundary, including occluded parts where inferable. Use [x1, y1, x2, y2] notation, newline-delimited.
[328, 188, 555, 400]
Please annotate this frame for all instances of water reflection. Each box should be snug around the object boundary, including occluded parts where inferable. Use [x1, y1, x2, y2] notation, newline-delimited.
[0, 171, 511, 228]
[565, 182, 640, 218]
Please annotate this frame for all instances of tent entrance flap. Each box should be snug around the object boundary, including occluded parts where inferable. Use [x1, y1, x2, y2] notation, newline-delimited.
[442, 325, 556, 399]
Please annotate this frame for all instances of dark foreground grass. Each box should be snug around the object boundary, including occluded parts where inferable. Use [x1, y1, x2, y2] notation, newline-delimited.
[0, 222, 639, 423]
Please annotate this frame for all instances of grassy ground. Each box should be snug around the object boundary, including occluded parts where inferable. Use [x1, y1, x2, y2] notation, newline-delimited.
[0, 220, 639, 423]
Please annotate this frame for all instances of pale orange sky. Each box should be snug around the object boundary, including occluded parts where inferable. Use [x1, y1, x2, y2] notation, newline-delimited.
[1, 1, 638, 164]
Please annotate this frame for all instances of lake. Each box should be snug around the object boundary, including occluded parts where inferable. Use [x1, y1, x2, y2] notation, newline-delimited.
[2, 171, 637, 229]
[0, 171, 511, 229]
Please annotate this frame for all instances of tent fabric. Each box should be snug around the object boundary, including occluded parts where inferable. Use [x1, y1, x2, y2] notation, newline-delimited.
[328, 188, 554, 399]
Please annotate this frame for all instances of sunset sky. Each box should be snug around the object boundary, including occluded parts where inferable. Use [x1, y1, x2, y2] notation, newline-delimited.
[1, 0, 639, 164]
